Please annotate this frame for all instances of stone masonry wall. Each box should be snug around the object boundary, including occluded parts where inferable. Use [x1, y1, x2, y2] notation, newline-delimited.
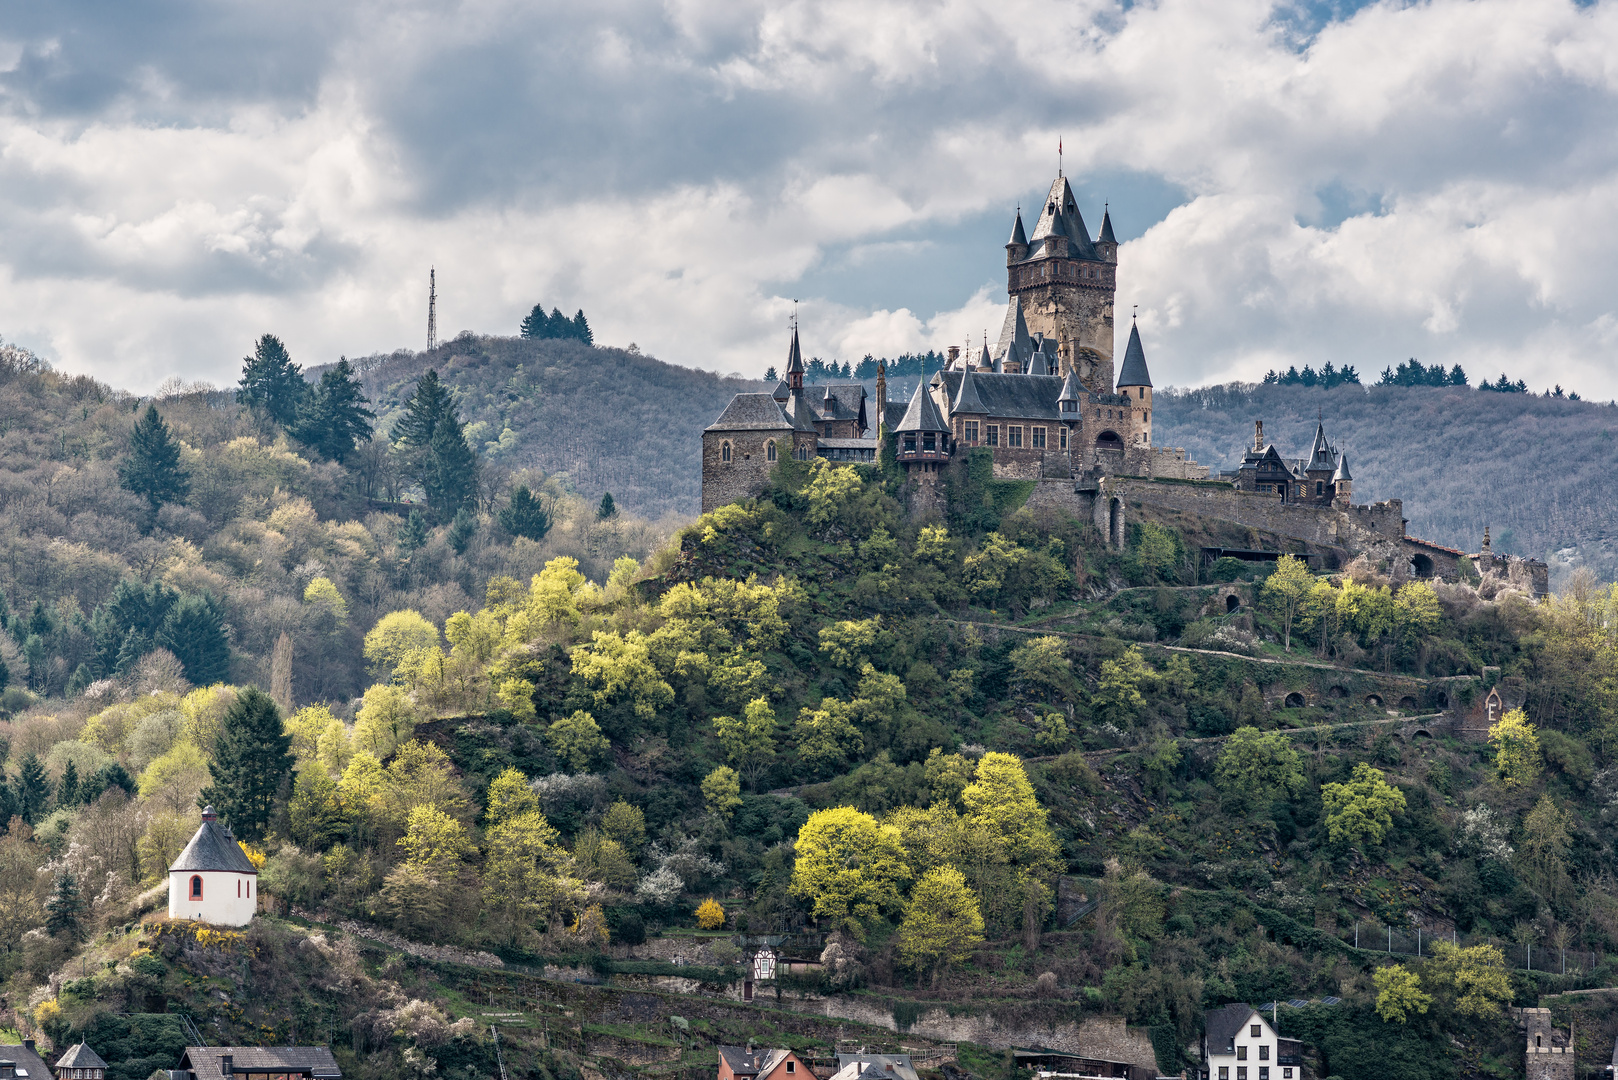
[702, 431, 800, 513]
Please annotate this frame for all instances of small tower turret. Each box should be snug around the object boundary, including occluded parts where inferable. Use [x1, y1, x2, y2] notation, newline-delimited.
[1006, 208, 1028, 266]
[1332, 452, 1353, 506]
[1115, 320, 1153, 445]
[1097, 204, 1117, 264]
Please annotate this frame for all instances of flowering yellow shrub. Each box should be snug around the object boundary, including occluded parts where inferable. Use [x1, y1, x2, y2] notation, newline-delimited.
[696, 898, 726, 930]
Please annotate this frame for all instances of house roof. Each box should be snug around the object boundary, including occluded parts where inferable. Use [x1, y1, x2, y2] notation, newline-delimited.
[815, 383, 868, 425]
[835, 1053, 919, 1080]
[178, 1047, 341, 1079]
[0, 1042, 50, 1079]
[1204, 1004, 1261, 1051]
[770, 380, 790, 402]
[705, 394, 794, 433]
[718, 1047, 796, 1077]
[784, 388, 819, 432]
[995, 296, 1034, 365]
[170, 810, 258, 874]
[55, 1043, 109, 1069]
[953, 367, 987, 414]
[1116, 323, 1152, 389]
[1406, 536, 1465, 556]
[785, 328, 804, 375]
[1058, 370, 1084, 403]
[935, 371, 1064, 421]
[895, 382, 950, 433]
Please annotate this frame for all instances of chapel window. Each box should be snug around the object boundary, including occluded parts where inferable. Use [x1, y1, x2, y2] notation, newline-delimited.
[721, 442, 732, 463]
[767, 441, 777, 462]
[190, 875, 203, 899]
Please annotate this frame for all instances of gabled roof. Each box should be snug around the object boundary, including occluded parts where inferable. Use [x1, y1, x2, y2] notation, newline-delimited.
[1204, 1004, 1261, 1052]
[1333, 452, 1352, 482]
[895, 382, 950, 433]
[995, 295, 1034, 365]
[953, 367, 987, 414]
[1058, 370, 1084, 402]
[55, 1043, 108, 1069]
[706, 394, 794, 432]
[1009, 210, 1027, 247]
[0, 1042, 51, 1079]
[784, 389, 818, 432]
[719, 1047, 797, 1078]
[815, 383, 868, 425]
[1028, 346, 1051, 376]
[883, 399, 909, 432]
[935, 371, 1063, 421]
[171, 811, 258, 874]
[835, 1054, 919, 1080]
[179, 1046, 341, 1080]
[1116, 323, 1152, 389]
[1099, 207, 1117, 245]
[1026, 176, 1099, 262]
[770, 380, 790, 402]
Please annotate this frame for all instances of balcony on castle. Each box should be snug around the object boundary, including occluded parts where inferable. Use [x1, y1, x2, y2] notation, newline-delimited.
[898, 434, 950, 463]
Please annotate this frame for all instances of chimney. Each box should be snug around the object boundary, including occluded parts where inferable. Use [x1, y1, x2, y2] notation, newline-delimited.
[21, 1043, 32, 1054]
[1253, 420, 1263, 452]
[947, 346, 960, 367]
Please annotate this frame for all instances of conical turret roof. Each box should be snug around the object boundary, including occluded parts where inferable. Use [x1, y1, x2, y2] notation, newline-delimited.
[1099, 207, 1117, 245]
[895, 384, 950, 434]
[1333, 452, 1352, 482]
[953, 366, 986, 413]
[785, 327, 804, 374]
[977, 343, 993, 371]
[1307, 420, 1335, 472]
[1116, 322, 1152, 388]
[55, 1044, 109, 1071]
[1028, 177, 1098, 261]
[1009, 210, 1027, 247]
[1058, 369, 1083, 402]
[170, 807, 258, 874]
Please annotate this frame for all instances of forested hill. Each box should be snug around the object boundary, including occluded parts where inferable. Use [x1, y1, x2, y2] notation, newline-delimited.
[1151, 383, 1618, 583]
[346, 337, 765, 521]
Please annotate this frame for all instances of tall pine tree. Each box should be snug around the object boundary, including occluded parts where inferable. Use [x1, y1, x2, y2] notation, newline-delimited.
[15, 752, 52, 825]
[45, 872, 85, 940]
[293, 358, 375, 463]
[119, 405, 191, 510]
[498, 485, 551, 541]
[237, 333, 306, 427]
[199, 687, 293, 842]
[395, 370, 477, 524]
[58, 759, 79, 808]
[155, 592, 231, 686]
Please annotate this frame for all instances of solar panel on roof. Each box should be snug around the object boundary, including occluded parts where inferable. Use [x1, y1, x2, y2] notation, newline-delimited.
[1257, 1002, 1276, 1012]
[1287, 999, 1309, 1008]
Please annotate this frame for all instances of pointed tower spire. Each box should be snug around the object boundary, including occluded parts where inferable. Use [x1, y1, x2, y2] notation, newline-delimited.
[1116, 321, 1152, 390]
[1099, 204, 1117, 245]
[953, 365, 986, 414]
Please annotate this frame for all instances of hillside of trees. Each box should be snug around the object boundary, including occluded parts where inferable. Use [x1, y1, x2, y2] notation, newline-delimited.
[3, 433, 1618, 1078]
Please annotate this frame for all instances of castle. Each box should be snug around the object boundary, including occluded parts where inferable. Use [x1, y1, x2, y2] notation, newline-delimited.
[700, 170, 1548, 595]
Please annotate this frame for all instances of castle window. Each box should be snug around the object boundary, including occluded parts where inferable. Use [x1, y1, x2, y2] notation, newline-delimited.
[1008, 426, 1023, 448]
[767, 441, 777, 462]
[964, 421, 978, 443]
[1315, 481, 1323, 495]
[987, 426, 999, 446]
[922, 434, 935, 452]
[1095, 408, 1101, 419]
[721, 441, 732, 463]
[1032, 427, 1046, 448]
[1059, 428, 1068, 449]
[904, 437, 917, 453]
[190, 875, 203, 899]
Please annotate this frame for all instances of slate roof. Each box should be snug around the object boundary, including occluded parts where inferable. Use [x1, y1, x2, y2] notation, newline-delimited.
[770, 380, 790, 402]
[818, 438, 873, 450]
[178, 1046, 341, 1079]
[895, 383, 950, 433]
[784, 389, 819, 433]
[953, 367, 987, 414]
[882, 400, 909, 432]
[994, 296, 1034, 366]
[936, 371, 1063, 421]
[1305, 422, 1337, 472]
[1203, 1004, 1259, 1054]
[785, 328, 804, 375]
[976, 343, 993, 370]
[718, 1047, 795, 1077]
[55, 1043, 109, 1069]
[1099, 207, 1117, 245]
[815, 383, 868, 426]
[1026, 176, 1099, 262]
[835, 1054, 919, 1080]
[1333, 453, 1352, 482]
[1058, 370, 1084, 403]
[171, 810, 258, 874]
[1008, 210, 1027, 247]
[705, 394, 794, 433]
[0, 1042, 50, 1079]
[1116, 323, 1152, 388]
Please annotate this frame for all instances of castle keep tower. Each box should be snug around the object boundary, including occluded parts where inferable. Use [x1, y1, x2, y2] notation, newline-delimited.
[1004, 176, 1117, 392]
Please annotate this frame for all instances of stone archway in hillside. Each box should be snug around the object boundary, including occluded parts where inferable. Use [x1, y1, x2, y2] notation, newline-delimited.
[1409, 553, 1435, 578]
[1226, 594, 1241, 613]
[1328, 685, 1349, 699]
[1365, 694, 1384, 707]
[1284, 692, 1306, 708]
[1398, 696, 1419, 711]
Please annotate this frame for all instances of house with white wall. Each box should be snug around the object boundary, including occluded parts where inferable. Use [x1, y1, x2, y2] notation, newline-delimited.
[1201, 1006, 1303, 1080]
[168, 805, 258, 927]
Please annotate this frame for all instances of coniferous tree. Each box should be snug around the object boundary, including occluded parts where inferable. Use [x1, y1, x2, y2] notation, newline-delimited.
[293, 359, 375, 463]
[236, 333, 306, 427]
[424, 418, 478, 524]
[764, 366, 778, 381]
[399, 509, 429, 552]
[119, 405, 191, 510]
[44, 872, 85, 940]
[97, 762, 135, 798]
[447, 507, 477, 555]
[16, 752, 52, 825]
[597, 492, 617, 519]
[155, 592, 230, 686]
[498, 485, 551, 542]
[392, 369, 454, 449]
[90, 579, 178, 674]
[519, 304, 550, 339]
[58, 759, 79, 808]
[199, 686, 293, 843]
[572, 310, 593, 345]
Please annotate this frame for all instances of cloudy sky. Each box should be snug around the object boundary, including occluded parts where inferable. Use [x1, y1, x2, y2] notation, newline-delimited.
[3, 0, 1617, 395]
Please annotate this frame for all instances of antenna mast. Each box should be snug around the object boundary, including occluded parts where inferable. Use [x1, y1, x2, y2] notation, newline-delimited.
[427, 267, 438, 351]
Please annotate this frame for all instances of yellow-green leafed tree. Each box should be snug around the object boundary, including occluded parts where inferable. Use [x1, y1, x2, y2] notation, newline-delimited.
[1093, 647, 1151, 727]
[284, 704, 338, 763]
[794, 700, 864, 770]
[790, 806, 910, 929]
[352, 684, 419, 760]
[713, 697, 777, 788]
[1425, 942, 1511, 1019]
[179, 684, 242, 756]
[600, 800, 646, 855]
[573, 828, 637, 889]
[959, 752, 1063, 941]
[819, 618, 881, 668]
[1321, 763, 1407, 848]
[303, 576, 349, 625]
[138, 742, 211, 815]
[804, 458, 863, 525]
[547, 710, 610, 772]
[316, 718, 353, 776]
[486, 767, 540, 825]
[701, 766, 742, 819]
[897, 864, 984, 988]
[381, 804, 471, 937]
[497, 678, 537, 721]
[528, 556, 587, 628]
[1489, 708, 1541, 787]
[336, 752, 388, 840]
[397, 804, 471, 879]
[1213, 726, 1306, 812]
[1008, 636, 1075, 702]
[1373, 965, 1432, 1023]
[1262, 554, 1315, 651]
[362, 610, 440, 678]
[569, 630, 674, 722]
[482, 795, 582, 945]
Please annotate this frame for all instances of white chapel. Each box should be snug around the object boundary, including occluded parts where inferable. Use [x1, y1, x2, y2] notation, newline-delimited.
[167, 805, 258, 926]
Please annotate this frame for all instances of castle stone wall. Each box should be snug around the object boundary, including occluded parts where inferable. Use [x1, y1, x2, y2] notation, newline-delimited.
[702, 431, 804, 513]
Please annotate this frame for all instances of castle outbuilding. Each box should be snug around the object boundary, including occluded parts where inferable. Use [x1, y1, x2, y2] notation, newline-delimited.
[168, 805, 258, 927]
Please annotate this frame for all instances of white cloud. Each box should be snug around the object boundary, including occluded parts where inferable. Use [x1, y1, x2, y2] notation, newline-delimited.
[0, 0, 1614, 397]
